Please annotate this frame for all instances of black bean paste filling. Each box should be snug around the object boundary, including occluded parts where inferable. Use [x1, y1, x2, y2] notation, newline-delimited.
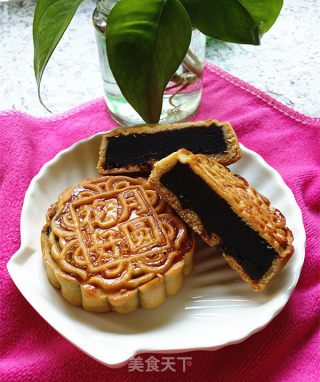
[105, 125, 227, 169]
[160, 163, 278, 280]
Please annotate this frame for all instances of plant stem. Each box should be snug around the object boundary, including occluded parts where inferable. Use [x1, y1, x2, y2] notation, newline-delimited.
[166, 48, 202, 109]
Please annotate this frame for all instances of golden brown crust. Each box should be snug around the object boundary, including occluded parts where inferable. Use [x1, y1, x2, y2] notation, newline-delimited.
[41, 175, 194, 313]
[149, 149, 294, 291]
[97, 119, 241, 175]
[149, 150, 220, 246]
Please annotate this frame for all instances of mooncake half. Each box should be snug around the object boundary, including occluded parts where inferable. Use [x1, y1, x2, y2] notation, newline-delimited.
[97, 119, 241, 175]
[41, 175, 194, 313]
[149, 149, 294, 291]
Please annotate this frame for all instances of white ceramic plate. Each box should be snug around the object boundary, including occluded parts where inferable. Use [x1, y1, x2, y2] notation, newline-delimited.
[7, 132, 305, 367]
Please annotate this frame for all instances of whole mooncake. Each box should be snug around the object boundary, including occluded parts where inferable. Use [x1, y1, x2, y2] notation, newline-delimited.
[41, 176, 194, 313]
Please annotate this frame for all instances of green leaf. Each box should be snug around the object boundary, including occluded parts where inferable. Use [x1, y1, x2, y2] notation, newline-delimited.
[238, 0, 283, 35]
[180, 0, 283, 44]
[33, 0, 84, 110]
[179, 0, 260, 44]
[106, 0, 192, 124]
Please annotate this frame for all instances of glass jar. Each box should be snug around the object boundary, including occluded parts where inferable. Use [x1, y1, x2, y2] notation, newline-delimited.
[93, 1, 206, 126]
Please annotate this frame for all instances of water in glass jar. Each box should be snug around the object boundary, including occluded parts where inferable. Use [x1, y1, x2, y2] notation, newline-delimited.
[93, 9, 205, 126]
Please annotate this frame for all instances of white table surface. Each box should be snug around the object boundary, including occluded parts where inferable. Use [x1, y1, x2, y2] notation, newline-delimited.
[1, 0, 320, 118]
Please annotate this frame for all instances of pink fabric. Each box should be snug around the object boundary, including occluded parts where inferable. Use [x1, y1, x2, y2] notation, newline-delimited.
[1, 62, 319, 381]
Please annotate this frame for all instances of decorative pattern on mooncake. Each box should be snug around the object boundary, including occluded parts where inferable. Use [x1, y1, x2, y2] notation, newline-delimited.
[149, 149, 294, 291]
[97, 119, 241, 175]
[41, 176, 194, 313]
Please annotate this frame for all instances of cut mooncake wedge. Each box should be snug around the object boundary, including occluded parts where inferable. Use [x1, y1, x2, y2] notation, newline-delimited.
[41, 175, 194, 313]
[149, 149, 294, 291]
[97, 119, 241, 175]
